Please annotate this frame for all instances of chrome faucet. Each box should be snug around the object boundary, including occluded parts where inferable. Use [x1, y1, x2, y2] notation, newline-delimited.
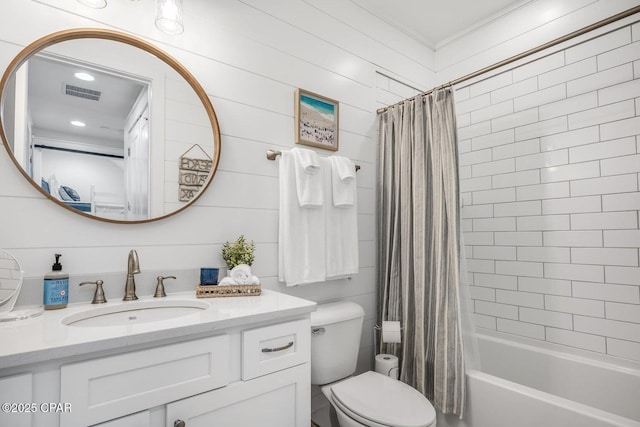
[123, 250, 140, 301]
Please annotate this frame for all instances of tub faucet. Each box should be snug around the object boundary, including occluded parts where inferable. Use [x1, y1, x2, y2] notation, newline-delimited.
[123, 250, 140, 301]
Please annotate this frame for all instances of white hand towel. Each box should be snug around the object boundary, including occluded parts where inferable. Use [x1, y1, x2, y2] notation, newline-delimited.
[322, 158, 359, 279]
[291, 147, 323, 207]
[279, 151, 327, 286]
[329, 156, 356, 207]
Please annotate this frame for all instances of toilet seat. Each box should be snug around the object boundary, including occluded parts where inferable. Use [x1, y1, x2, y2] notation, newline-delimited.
[329, 371, 436, 427]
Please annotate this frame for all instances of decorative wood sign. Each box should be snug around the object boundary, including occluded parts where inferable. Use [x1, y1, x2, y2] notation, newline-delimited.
[179, 144, 212, 202]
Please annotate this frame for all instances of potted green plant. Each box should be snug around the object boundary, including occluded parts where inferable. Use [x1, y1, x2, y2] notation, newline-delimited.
[221, 235, 255, 269]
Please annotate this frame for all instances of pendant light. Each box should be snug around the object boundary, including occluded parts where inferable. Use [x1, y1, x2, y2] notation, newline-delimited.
[155, 0, 184, 35]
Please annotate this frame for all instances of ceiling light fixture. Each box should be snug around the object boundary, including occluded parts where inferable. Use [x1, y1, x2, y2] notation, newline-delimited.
[77, 0, 107, 9]
[155, 0, 184, 35]
[74, 72, 95, 82]
[70, 120, 86, 127]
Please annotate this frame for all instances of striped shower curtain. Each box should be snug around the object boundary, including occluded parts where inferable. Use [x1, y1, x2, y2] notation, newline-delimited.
[376, 88, 465, 416]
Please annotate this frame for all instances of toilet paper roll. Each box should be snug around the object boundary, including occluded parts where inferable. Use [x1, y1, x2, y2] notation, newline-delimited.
[375, 354, 399, 379]
[381, 320, 402, 343]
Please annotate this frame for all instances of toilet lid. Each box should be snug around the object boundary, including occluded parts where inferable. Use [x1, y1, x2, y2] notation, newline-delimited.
[330, 371, 436, 427]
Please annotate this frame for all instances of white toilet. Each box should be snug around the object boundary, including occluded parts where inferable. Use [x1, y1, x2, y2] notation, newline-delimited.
[310, 301, 436, 427]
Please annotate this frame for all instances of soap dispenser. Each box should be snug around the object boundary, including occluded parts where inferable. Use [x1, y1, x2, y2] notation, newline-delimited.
[43, 254, 69, 310]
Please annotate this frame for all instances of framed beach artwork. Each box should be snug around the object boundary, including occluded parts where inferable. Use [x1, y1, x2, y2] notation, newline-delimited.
[295, 88, 339, 151]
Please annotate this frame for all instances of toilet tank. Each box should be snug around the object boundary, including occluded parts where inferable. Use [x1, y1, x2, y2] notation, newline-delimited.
[310, 301, 365, 385]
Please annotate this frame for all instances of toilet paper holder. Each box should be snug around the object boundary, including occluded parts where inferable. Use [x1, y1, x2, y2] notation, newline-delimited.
[373, 323, 403, 353]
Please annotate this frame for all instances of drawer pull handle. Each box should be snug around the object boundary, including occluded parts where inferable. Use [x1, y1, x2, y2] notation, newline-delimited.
[174, 420, 186, 427]
[312, 327, 325, 335]
[261, 341, 294, 353]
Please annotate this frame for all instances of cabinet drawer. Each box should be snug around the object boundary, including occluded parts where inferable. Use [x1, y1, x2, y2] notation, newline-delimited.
[242, 318, 310, 380]
[61, 335, 229, 427]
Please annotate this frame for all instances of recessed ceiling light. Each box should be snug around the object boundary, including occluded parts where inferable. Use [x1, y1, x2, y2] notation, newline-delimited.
[70, 120, 86, 127]
[74, 72, 95, 82]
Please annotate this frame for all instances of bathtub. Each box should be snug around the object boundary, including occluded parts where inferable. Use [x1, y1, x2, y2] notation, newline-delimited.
[438, 330, 640, 427]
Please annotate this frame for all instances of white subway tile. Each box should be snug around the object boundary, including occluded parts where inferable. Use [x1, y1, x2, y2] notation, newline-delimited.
[459, 165, 472, 180]
[473, 313, 497, 330]
[496, 260, 543, 277]
[467, 259, 495, 274]
[460, 148, 492, 166]
[457, 93, 490, 114]
[472, 158, 515, 177]
[570, 174, 638, 197]
[497, 289, 544, 309]
[568, 63, 634, 96]
[455, 87, 470, 102]
[540, 161, 600, 183]
[473, 246, 517, 261]
[546, 328, 606, 353]
[603, 230, 640, 248]
[545, 263, 604, 282]
[473, 188, 516, 204]
[513, 52, 565, 82]
[633, 22, 640, 42]
[568, 99, 635, 130]
[540, 92, 598, 120]
[492, 108, 538, 132]
[607, 339, 640, 362]
[543, 231, 603, 247]
[565, 27, 631, 64]
[458, 121, 491, 140]
[517, 246, 570, 263]
[601, 116, 640, 141]
[606, 302, 640, 323]
[571, 212, 638, 230]
[574, 316, 640, 341]
[601, 154, 640, 176]
[458, 138, 472, 153]
[462, 219, 473, 232]
[469, 286, 496, 302]
[461, 204, 494, 218]
[539, 58, 597, 89]
[599, 79, 640, 105]
[493, 138, 540, 160]
[517, 215, 570, 231]
[514, 84, 566, 111]
[603, 192, 640, 211]
[473, 217, 516, 232]
[470, 72, 513, 98]
[493, 170, 540, 189]
[461, 193, 472, 207]
[572, 248, 639, 267]
[541, 126, 599, 152]
[472, 129, 515, 151]
[474, 273, 518, 290]
[491, 77, 538, 104]
[520, 307, 572, 329]
[458, 113, 471, 128]
[497, 319, 545, 340]
[516, 182, 570, 201]
[516, 150, 568, 171]
[495, 232, 542, 246]
[494, 200, 541, 217]
[518, 277, 572, 296]
[573, 281, 640, 303]
[475, 300, 518, 319]
[515, 116, 568, 141]
[569, 137, 637, 163]
[463, 232, 494, 245]
[471, 100, 514, 124]
[605, 266, 640, 286]
[598, 41, 640, 71]
[460, 176, 492, 192]
[546, 295, 605, 317]
[542, 196, 602, 215]
[635, 60, 640, 79]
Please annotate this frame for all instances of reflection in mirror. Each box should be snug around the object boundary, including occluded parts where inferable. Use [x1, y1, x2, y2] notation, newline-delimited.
[0, 30, 220, 223]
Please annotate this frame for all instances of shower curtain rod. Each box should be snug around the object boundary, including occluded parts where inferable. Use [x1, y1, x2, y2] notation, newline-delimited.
[376, 5, 640, 115]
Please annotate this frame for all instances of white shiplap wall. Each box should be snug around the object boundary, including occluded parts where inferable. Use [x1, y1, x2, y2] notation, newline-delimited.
[0, 0, 434, 393]
[457, 19, 640, 362]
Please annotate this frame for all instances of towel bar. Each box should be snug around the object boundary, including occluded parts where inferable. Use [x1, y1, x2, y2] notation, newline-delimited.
[266, 150, 360, 171]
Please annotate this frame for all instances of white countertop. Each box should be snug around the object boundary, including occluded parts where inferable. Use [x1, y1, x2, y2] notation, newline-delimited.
[0, 289, 316, 369]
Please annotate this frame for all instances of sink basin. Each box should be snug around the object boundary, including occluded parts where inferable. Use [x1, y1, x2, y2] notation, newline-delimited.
[62, 300, 209, 327]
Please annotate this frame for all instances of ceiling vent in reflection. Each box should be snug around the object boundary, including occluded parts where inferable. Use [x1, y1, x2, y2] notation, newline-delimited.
[64, 84, 101, 101]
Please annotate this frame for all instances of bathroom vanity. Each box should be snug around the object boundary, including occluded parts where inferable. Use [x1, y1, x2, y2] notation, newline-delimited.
[0, 290, 316, 427]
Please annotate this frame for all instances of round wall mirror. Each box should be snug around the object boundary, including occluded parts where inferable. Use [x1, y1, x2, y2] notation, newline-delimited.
[0, 28, 221, 224]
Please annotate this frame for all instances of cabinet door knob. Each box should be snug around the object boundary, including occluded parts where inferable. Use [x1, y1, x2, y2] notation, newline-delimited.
[174, 420, 186, 427]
